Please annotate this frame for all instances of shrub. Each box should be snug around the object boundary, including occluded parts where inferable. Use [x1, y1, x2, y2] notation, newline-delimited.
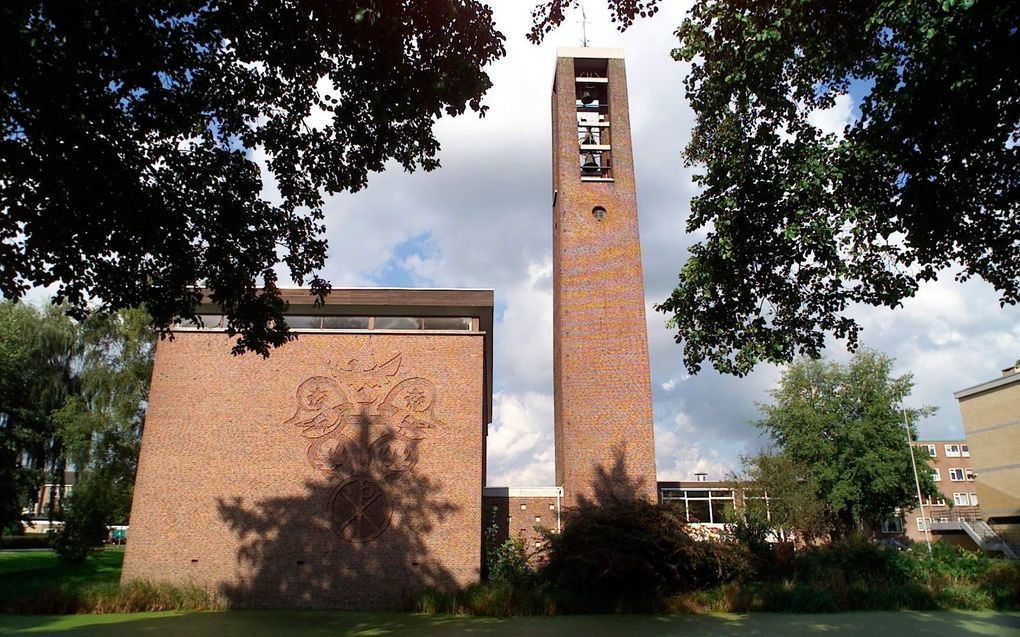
[541, 499, 749, 612]
[980, 560, 1020, 609]
[52, 478, 113, 564]
[0, 534, 51, 550]
[4, 580, 224, 615]
[487, 536, 534, 587]
[795, 532, 912, 587]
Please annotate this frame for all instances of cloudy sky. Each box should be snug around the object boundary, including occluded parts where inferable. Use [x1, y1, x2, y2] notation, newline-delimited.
[261, 2, 1020, 486]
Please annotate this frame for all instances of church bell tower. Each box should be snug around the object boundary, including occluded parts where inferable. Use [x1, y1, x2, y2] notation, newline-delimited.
[551, 48, 658, 506]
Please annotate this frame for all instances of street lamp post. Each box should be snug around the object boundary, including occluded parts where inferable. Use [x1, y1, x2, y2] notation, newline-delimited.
[902, 397, 933, 556]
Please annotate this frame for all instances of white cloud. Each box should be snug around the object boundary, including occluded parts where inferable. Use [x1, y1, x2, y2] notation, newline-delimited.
[486, 391, 555, 486]
[129, 1, 1020, 486]
[807, 93, 854, 139]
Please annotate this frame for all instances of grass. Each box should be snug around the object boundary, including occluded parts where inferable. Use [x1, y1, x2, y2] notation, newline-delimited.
[0, 549, 221, 614]
[0, 549, 123, 601]
[1, 610, 1019, 636]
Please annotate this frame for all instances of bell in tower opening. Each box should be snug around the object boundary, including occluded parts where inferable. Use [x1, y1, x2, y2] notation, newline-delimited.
[574, 62, 611, 179]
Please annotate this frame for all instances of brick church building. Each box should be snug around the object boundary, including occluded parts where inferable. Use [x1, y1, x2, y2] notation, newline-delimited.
[122, 48, 658, 607]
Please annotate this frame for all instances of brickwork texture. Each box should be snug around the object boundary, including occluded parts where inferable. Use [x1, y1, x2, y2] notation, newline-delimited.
[122, 331, 485, 608]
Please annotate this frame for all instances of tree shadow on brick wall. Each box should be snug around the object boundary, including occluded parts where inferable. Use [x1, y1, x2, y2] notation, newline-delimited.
[216, 413, 460, 609]
[577, 441, 649, 508]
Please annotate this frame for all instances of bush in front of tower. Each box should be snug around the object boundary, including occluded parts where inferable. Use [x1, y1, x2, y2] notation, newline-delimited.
[540, 499, 751, 612]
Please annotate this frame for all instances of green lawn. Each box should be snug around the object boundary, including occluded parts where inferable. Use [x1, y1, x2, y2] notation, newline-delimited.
[1, 550, 1018, 635]
[0, 610, 1018, 636]
[0, 549, 123, 611]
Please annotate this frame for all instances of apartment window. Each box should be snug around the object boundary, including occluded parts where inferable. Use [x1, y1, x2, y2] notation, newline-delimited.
[970, 493, 978, 506]
[945, 444, 961, 457]
[916, 517, 931, 532]
[949, 468, 965, 482]
[961, 444, 970, 458]
[881, 518, 904, 534]
[923, 444, 937, 457]
[953, 493, 969, 506]
[931, 469, 941, 482]
[966, 468, 976, 481]
[926, 496, 946, 507]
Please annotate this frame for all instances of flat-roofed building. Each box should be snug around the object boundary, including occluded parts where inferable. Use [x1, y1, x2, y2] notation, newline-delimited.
[122, 288, 493, 608]
[890, 440, 981, 550]
[955, 363, 1020, 555]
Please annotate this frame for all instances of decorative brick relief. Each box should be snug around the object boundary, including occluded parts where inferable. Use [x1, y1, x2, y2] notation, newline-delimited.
[283, 354, 445, 543]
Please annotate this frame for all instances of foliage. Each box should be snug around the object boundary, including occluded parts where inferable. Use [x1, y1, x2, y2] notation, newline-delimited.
[0, 302, 77, 533]
[412, 581, 551, 617]
[487, 537, 534, 587]
[0, 547, 222, 614]
[527, 0, 660, 43]
[0, 534, 51, 550]
[483, 507, 537, 587]
[737, 451, 829, 543]
[52, 477, 117, 564]
[659, 0, 1020, 375]
[542, 499, 749, 611]
[754, 350, 937, 535]
[0, 302, 154, 539]
[1, 1, 505, 355]
[726, 498, 773, 565]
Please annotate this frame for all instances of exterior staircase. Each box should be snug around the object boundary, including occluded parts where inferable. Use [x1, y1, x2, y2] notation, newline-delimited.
[961, 520, 1018, 560]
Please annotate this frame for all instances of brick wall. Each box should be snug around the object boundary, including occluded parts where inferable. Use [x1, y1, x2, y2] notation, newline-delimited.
[901, 440, 980, 543]
[481, 492, 561, 569]
[122, 330, 485, 608]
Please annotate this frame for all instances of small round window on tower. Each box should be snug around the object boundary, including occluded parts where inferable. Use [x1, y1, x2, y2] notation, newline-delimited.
[592, 206, 606, 221]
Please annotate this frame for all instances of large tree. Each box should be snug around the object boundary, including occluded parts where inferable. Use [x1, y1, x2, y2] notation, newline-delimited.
[0, 302, 154, 536]
[0, 302, 80, 533]
[1, 0, 505, 355]
[659, 0, 1020, 375]
[755, 350, 937, 535]
[735, 451, 828, 543]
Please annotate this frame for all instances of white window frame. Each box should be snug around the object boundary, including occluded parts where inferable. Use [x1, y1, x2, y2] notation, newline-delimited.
[945, 444, 961, 457]
[931, 469, 941, 482]
[966, 468, 976, 481]
[923, 444, 937, 457]
[970, 493, 978, 506]
[881, 518, 904, 534]
[961, 444, 970, 458]
[953, 493, 969, 506]
[916, 517, 931, 532]
[949, 468, 965, 482]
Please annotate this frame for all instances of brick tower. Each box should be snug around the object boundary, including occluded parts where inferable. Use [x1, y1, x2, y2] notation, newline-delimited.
[552, 48, 657, 506]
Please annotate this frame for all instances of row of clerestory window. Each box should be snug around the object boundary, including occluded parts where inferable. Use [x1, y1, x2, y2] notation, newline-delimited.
[176, 315, 475, 331]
